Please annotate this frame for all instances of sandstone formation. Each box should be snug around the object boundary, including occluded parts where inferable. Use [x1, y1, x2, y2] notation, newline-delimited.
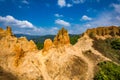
[84, 26, 120, 38]
[0, 26, 13, 38]
[0, 26, 113, 80]
[43, 39, 53, 52]
[54, 27, 70, 46]
[0, 27, 37, 67]
[42, 27, 70, 52]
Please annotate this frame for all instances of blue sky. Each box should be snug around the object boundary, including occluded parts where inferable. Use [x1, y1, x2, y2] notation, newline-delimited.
[0, 0, 120, 35]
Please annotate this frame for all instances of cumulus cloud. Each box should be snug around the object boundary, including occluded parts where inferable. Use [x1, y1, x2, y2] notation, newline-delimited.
[0, 15, 60, 35]
[67, 4, 73, 7]
[70, 9, 120, 34]
[55, 19, 71, 27]
[54, 14, 63, 17]
[58, 0, 66, 7]
[22, 0, 29, 4]
[0, 15, 35, 29]
[57, 0, 72, 8]
[81, 15, 92, 21]
[82, 11, 120, 30]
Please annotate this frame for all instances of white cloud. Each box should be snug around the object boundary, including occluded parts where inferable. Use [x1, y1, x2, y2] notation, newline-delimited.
[85, 15, 111, 27]
[67, 4, 73, 7]
[72, 0, 85, 4]
[70, 10, 120, 34]
[22, 0, 29, 4]
[85, 24, 91, 28]
[57, 0, 72, 8]
[54, 14, 63, 17]
[82, 12, 120, 29]
[112, 3, 120, 13]
[0, 15, 35, 28]
[81, 15, 92, 21]
[15, 27, 59, 35]
[58, 0, 66, 7]
[55, 19, 71, 27]
[0, 15, 61, 35]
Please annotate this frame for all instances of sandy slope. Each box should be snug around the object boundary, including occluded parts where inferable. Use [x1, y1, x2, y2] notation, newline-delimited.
[0, 35, 111, 80]
[74, 35, 111, 80]
[0, 32, 112, 80]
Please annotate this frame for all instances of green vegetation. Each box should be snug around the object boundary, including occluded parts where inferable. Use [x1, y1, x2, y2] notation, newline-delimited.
[35, 42, 44, 50]
[32, 35, 55, 50]
[92, 38, 120, 63]
[94, 61, 120, 80]
[33, 34, 80, 49]
[70, 34, 80, 45]
[111, 38, 120, 50]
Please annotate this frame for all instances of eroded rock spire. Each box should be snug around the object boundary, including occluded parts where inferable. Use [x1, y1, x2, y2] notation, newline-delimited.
[53, 27, 70, 46]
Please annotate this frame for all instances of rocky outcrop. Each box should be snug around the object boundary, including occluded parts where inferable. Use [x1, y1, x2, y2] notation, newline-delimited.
[0, 27, 37, 67]
[53, 27, 70, 46]
[42, 28, 70, 52]
[84, 26, 120, 38]
[0, 26, 112, 80]
[43, 39, 53, 52]
[0, 26, 13, 38]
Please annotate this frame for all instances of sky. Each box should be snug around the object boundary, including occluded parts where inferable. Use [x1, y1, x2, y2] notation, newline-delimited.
[0, 0, 120, 35]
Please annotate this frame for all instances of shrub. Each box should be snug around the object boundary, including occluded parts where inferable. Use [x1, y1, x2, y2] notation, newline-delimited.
[36, 42, 43, 50]
[94, 61, 120, 80]
[111, 38, 120, 50]
[70, 35, 80, 45]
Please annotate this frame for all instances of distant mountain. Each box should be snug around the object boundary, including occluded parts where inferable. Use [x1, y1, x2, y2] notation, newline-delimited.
[15, 34, 80, 43]
[14, 34, 40, 40]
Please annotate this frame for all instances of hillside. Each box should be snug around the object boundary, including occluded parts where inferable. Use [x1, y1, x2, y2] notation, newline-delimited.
[0, 26, 120, 80]
[84, 26, 120, 39]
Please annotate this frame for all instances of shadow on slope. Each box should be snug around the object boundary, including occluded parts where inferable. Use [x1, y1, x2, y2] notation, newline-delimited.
[92, 38, 120, 64]
[0, 66, 18, 80]
[45, 55, 87, 80]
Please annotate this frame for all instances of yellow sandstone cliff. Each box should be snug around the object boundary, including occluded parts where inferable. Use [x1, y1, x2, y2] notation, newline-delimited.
[0, 26, 117, 80]
[84, 26, 120, 39]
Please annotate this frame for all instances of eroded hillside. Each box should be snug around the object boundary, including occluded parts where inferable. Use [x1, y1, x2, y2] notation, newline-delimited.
[0, 26, 120, 80]
[84, 26, 120, 39]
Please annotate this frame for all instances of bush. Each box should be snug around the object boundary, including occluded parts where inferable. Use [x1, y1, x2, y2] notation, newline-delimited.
[36, 42, 43, 50]
[94, 61, 120, 80]
[111, 38, 120, 50]
[70, 35, 80, 45]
